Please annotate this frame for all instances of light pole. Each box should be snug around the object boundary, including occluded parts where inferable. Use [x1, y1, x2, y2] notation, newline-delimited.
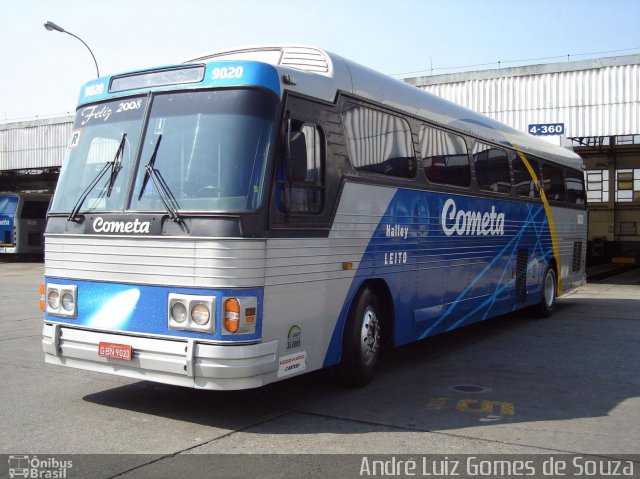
[43, 21, 100, 78]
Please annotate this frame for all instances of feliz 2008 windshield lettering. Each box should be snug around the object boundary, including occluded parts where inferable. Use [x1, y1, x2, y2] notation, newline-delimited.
[79, 100, 144, 126]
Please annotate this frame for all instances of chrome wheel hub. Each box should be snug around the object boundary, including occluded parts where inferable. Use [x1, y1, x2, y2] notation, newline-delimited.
[360, 306, 380, 365]
[544, 270, 555, 307]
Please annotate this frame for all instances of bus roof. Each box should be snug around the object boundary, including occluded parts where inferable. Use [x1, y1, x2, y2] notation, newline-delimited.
[189, 46, 583, 170]
[80, 45, 582, 171]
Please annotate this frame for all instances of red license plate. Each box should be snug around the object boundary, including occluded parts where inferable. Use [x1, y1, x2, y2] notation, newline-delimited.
[98, 342, 133, 361]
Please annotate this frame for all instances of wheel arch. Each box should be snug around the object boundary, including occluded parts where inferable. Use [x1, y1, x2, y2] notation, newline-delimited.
[335, 277, 394, 387]
[547, 256, 560, 292]
[323, 277, 395, 368]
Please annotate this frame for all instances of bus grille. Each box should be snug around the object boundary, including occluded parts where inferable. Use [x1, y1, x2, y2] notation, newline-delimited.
[572, 242, 582, 272]
[516, 249, 529, 304]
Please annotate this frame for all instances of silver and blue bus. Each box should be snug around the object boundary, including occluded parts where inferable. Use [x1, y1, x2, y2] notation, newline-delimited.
[42, 46, 586, 389]
[1, 192, 50, 256]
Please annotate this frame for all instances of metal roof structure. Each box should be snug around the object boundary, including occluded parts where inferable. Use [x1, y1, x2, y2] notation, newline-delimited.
[403, 54, 640, 140]
[0, 116, 72, 171]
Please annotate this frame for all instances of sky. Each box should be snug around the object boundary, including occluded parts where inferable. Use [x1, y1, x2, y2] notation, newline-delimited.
[1, 0, 639, 122]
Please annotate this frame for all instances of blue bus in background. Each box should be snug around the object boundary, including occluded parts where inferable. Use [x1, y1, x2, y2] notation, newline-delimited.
[42, 46, 587, 389]
[0, 192, 50, 256]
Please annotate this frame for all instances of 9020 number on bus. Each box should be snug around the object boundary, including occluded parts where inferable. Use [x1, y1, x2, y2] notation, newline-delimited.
[211, 66, 244, 80]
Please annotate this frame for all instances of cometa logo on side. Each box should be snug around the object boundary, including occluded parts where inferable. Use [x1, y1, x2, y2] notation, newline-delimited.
[441, 198, 506, 237]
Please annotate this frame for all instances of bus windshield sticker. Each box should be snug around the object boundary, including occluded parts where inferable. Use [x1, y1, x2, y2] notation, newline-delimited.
[68, 130, 82, 149]
[154, 118, 166, 135]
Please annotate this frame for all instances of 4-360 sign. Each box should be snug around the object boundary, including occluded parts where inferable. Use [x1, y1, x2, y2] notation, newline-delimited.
[528, 123, 565, 136]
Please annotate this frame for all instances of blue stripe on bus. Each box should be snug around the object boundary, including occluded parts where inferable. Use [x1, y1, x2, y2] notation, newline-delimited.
[44, 279, 263, 342]
[323, 189, 553, 367]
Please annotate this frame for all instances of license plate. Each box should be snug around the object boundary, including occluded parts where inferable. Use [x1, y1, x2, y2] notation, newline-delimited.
[98, 342, 133, 361]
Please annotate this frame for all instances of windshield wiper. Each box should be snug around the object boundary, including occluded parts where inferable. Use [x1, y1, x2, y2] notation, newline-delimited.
[68, 132, 127, 222]
[107, 133, 127, 197]
[137, 134, 161, 200]
[137, 135, 183, 223]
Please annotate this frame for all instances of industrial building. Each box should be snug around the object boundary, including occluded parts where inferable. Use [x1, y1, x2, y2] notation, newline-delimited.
[1, 54, 639, 263]
[0, 116, 71, 193]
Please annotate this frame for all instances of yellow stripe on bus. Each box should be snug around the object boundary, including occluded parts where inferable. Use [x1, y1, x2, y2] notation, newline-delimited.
[513, 148, 563, 294]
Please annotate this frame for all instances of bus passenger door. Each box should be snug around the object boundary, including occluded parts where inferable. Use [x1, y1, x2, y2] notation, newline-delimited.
[266, 94, 343, 372]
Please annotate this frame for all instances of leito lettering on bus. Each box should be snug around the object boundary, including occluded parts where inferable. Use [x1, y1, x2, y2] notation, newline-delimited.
[384, 251, 408, 265]
[441, 198, 505, 237]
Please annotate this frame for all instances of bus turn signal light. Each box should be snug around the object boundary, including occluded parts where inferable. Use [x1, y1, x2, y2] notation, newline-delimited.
[224, 298, 240, 333]
[39, 283, 45, 312]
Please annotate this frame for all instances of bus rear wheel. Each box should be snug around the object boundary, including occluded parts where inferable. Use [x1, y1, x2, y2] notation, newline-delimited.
[535, 266, 557, 318]
[337, 287, 382, 387]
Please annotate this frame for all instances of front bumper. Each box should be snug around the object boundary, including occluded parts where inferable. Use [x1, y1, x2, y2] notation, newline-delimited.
[43, 323, 279, 390]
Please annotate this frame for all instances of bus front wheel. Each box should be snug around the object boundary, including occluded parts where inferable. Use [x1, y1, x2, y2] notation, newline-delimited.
[338, 287, 382, 387]
[535, 266, 557, 318]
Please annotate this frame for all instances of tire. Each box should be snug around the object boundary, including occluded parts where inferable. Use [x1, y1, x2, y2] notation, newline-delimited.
[337, 287, 383, 387]
[535, 266, 557, 318]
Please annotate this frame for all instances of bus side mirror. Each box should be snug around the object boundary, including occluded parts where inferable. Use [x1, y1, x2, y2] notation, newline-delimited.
[287, 131, 308, 182]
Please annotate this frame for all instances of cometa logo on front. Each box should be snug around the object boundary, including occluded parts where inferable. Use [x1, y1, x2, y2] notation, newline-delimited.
[92, 217, 151, 234]
[441, 198, 506, 237]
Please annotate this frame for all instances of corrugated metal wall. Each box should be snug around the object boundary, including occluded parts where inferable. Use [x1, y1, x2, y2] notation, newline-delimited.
[410, 57, 640, 138]
[0, 117, 73, 170]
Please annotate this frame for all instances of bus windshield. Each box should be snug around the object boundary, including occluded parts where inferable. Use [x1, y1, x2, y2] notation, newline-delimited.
[50, 96, 147, 213]
[51, 89, 278, 214]
[130, 89, 277, 213]
[0, 195, 18, 215]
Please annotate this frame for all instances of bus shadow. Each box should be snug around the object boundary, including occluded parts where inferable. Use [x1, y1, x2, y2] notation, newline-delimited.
[83, 294, 640, 440]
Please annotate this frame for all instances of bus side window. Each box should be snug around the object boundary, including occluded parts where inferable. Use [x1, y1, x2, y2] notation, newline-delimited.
[280, 122, 324, 215]
[419, 125, 470, 187]
[473, 143, 511, 194]
[342, 103, 416, 179]
[512, 154, 540, 198]
[565, 169, 586, 206]
[542, 163, 567, 202]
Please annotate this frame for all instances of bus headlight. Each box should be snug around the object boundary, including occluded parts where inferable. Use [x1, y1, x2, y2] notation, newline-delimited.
[191, 304, 210, 326]
[45, 283, 77, 318]
[61, 292, 75, 312]
[168, 294, 214, 333]
[170, 301, 188, 323]
[47, 290, 60, 310]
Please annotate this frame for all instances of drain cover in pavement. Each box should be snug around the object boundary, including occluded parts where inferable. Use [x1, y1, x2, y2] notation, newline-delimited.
[450, 384, 490, 393]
